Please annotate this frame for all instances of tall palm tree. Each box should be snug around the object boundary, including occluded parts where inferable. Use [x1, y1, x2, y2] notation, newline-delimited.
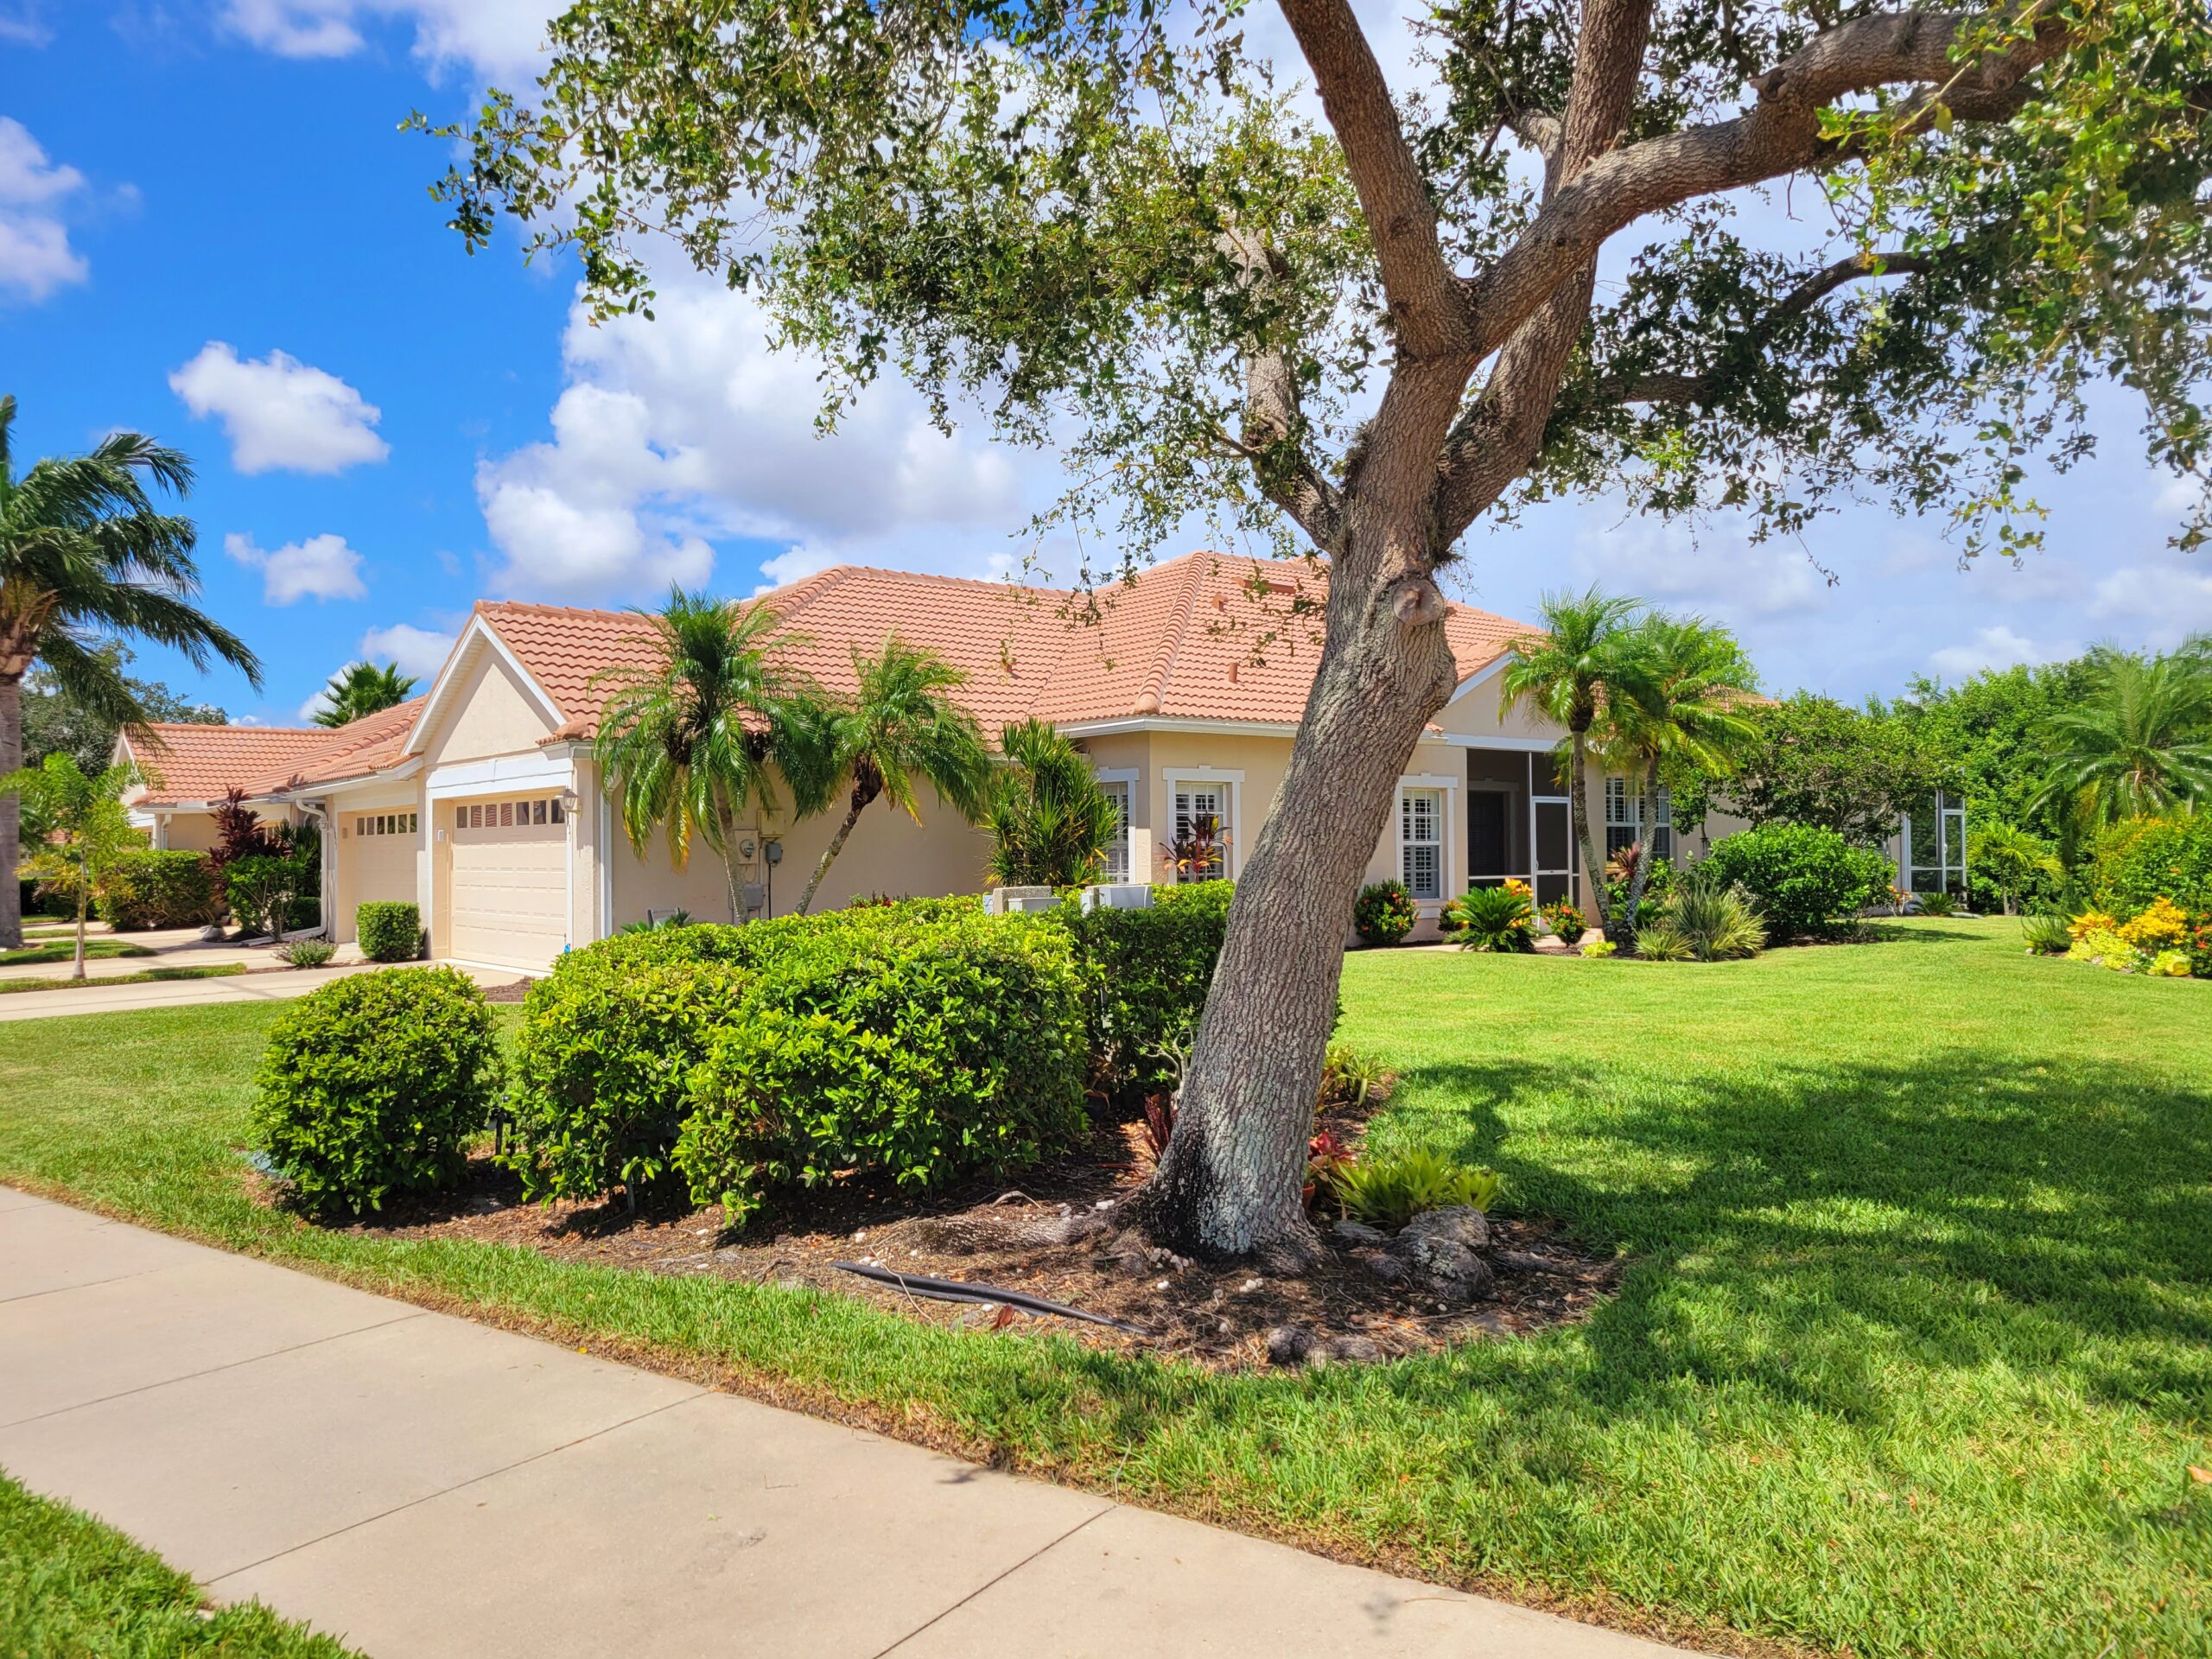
[0, 396, 262, 948]
[312, 660, 416, 727]
[1598, 614, 1761, 944]
[590, 588, 830, 923]
[791, 638, 992, 913]
[2034, 650, 2212, 825]
[1497, 587, 1646, 931]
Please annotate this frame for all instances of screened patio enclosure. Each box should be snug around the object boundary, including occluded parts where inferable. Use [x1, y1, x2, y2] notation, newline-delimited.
[1465, 747, 1582, 909]
[1899, 791, 1967, 897]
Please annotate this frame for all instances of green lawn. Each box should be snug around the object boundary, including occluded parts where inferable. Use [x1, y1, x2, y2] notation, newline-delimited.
[0, 938, 153, 966]
[0, 1471, 360, 1657]
[0, 964, 245, 996]
[0, 918, 2203, 1657]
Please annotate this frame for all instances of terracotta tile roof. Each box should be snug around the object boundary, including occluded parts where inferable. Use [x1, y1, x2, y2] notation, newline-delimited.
[247, 696, 429, 793]
[123, 724, 335, 807]
[483, 551, 1537, 741]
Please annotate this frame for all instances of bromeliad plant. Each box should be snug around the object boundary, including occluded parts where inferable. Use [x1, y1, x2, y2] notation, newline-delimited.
[1327, 1149, 1501, 1230]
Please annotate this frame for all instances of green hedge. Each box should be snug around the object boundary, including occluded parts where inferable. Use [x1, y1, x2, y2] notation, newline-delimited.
[675, 907, 1087, 1224]
[355, 901, 423, 963]
[2093, 813, 2212, 918]
[95, 850, 223, 931]
[250, 968, 503, 1214]
[1050, 880, 1232, 1096]
[505, 928, 753, 1201]
[1700, 823, 1892, 939]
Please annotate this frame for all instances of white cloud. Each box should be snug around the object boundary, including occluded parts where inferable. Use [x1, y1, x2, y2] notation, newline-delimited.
[357, 622, 458, 681]
[219, 0, 550, 79]
[753, 543, 840, 596]
[169, 343, 390, 475]
[475, 275, 1036, 600]
[2089, 562, 2212, 646]
[1926, 625, 2076, 679]
[0, 3, 53, 46]
[226, 531, 368, 606]
[0, 118, 88, 303]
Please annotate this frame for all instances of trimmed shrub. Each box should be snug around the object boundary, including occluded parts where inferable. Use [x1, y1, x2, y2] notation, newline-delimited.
[250, 968, 502, 1213]
[2094, 813, 2212, 918]
[95, 850, 223, 931]
[1699, 824, 1891, 940]
[355, 901, 423, 963]
[1353, 880, 1418, 946]
[505, 927, 753, 1202]
[676, 907, 1088, 1224]
[1050, 880, 1232, 1096]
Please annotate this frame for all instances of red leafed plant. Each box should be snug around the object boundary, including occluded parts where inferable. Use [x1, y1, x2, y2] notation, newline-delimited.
[1141, 1091, 1176, 1162]
[1304, 1129, 1355, 1211]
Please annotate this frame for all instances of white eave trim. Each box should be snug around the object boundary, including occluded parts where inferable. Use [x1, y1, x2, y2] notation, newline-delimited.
[1433, 734, 1560, 753]
[401, 613, 568, 758]
[1446, 652, 1516, 704]
[1060, 715, 1300, 738]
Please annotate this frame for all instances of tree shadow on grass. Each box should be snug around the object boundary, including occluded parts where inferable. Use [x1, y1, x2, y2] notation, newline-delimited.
[1391, 1049, 2211, 1427]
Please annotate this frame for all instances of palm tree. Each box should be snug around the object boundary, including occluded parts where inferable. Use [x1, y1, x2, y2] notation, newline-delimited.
[984, 718, 1121, 888]
[0, 396, 262, 949]
[2033, 650, 2212, 825]
[791, 638, 992, 913]
[313, 660, 416, 727]
[3, 753, 139, 979]
[590, 588, 830, 923]
[1967, 820, 2062, 915]
[1598, 614, 1760, 945]
[1497, 587, 1646, 931]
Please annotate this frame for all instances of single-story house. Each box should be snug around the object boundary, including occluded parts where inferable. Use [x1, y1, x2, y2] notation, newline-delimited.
[120, 551, 1755, 971]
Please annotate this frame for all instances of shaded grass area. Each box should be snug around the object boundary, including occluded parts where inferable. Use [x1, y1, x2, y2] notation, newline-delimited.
[0, 1470, 360, 1657]
[0, 920, 2205, 1656]
[0, 939, 153, 966]
[0, 965, 245, 996]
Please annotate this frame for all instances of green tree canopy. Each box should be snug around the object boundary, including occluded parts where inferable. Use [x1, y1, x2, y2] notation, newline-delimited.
[4, 753, 140, 980]
[22, 641, 226, 778]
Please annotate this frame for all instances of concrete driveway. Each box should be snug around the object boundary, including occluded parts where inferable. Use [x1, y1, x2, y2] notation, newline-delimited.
[0, 1190, 1695, 1658]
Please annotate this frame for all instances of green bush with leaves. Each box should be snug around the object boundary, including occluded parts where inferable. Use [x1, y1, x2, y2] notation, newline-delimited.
[275, 937, 335, 968]
[2021, 912, 2072, 955]
[1049, 880, 1231, 1096]
[1631, 922, 1694, 961]
[2091, 812, 2212, 919]
[94, 849, 223, 931]
[1650, 867, 1767, 961]
[250, 968, 502, 1214]
[1699, 824, 1891, 941]
[354, 901, 423, 963]
[1440, 884, 1536, 951]
[1328, 1148, 1500, 1229]
[1352, 879, 1418, 946]
[676, 907, 1088, 1223]
[505, 928, 753, 1202]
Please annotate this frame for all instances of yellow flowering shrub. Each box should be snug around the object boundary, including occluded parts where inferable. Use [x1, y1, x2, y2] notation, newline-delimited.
[2148, 949, 2193, 977]
[2116, 896, 2190, 950]
[2066, 929, 2142, 971]
[2068, 909, 2117, 941]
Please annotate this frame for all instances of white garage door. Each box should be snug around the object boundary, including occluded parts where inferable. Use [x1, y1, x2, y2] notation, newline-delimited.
[447, 794, 568, 970]
[344, 809, 418, 941]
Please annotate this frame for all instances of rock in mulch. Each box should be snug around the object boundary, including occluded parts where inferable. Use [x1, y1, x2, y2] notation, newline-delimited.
[1332, 1218, 1388, 1245]
[1386, 1205, 1495, 1304]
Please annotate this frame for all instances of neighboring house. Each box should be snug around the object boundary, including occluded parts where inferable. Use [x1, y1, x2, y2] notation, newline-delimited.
[118, 551, 1745, 970]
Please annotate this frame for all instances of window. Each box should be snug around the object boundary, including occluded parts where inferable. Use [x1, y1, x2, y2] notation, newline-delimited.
[550, 796, 565, 824]
[1401, 788, 1444, 901]
[1605, 777, 1673, 862]
[1098, 779, 1131, 881]
[1169, 781, 1228, 882]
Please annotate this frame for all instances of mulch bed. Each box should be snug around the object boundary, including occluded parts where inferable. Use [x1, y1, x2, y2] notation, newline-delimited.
[328, 1104, 1621, 1371]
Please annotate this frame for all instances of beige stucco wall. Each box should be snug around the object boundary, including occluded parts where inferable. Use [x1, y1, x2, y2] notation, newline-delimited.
[153, 810, 223, 854]
[330, 798, 424, 944]
[417, 647, 558, 770]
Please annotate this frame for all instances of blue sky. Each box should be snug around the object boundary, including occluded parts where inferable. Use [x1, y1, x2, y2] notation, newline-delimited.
[3, 0, 2207, 728]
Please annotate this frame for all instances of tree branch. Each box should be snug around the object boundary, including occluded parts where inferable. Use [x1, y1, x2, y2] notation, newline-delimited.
[1459, 10, 2069, 365]
[1220, 227, 1341, 544]
[1276, 0, 1467, 360]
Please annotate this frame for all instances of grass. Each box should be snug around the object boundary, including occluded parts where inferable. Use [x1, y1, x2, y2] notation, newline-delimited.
[0, 918, 2203, 1657]
[0, 964, 246, 996]
[0, 1469, 361, 1656]
[0, 938, 155, 967]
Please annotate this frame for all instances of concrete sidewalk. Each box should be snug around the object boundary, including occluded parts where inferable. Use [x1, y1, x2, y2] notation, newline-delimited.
[0, 1190, 1693, 1658]
[0, 963, 527, 1022]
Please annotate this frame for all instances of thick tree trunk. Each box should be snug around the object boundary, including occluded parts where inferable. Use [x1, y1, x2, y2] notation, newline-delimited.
[0, 673, 21, 951]
[1141, 515, 1459, 1261]
[795, 804, 864, 915]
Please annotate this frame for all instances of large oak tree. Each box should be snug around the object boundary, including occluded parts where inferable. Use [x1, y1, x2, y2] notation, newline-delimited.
[426, 0, 2212, 1257]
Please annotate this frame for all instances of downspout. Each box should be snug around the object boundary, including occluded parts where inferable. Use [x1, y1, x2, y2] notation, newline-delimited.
[297, 798, 335, 941]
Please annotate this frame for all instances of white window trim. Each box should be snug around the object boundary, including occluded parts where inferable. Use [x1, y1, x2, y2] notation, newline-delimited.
[1090, 766, 1138, 883]
[1395, 774, 1459, 909]
[1162, 767, 1243, 881]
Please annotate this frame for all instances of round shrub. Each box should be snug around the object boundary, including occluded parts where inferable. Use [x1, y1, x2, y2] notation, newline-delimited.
[1047, 879, 1231, 1096]
[505, 928, 754, 1202]
[96, 850, 223, 931]
[1353, 880, 1418, 946]
[1700, 823, 1891, 940]
[355, 901, 423, 963]
[677, 907, 1088, 1224]
[251, 968, 503, 1213]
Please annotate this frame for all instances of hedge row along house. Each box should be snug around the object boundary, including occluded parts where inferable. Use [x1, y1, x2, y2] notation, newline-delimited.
[116, 552, 1761, 970]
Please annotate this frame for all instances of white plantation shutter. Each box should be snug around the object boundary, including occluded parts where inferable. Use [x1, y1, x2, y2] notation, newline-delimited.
[1173, 783, 1226, 880]
[1100, 780, 1131, 880]
[1401, 788, 1443, 900]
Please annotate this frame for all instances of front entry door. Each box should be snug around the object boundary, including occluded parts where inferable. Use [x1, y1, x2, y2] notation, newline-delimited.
[1532, 796, 1578, 908]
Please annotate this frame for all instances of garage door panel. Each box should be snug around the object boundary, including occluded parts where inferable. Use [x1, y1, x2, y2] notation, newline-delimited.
[447, 799, 567, 970]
